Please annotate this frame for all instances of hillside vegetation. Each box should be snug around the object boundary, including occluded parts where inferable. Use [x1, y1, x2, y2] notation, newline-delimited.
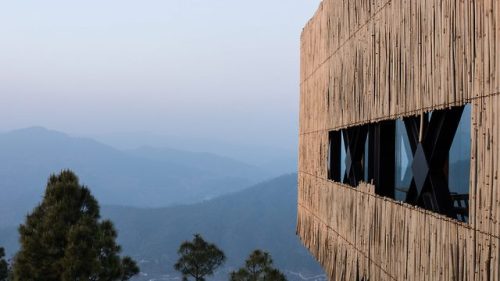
[102, 174, 324, 280]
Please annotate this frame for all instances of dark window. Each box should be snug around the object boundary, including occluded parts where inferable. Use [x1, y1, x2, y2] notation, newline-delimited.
[327, 104, 471, 222]
[327, 131, 341, 182]
[363, 134, 369, 182]
[327, 125, 368, 186]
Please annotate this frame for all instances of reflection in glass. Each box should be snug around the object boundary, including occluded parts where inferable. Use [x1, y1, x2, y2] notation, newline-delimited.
[449, 104, 471, 195]
[394, 120, 413, 201]
[449, 105, 471, 222]
[340, 133, 346, 182]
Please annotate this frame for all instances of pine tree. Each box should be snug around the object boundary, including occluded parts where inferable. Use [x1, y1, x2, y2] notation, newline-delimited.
[230, 250, 287, 281]
[0, 247, 8, 281]
[12, 170, 139, 281]
[174, 234, 225, 281]
[120, 257, 140, 281]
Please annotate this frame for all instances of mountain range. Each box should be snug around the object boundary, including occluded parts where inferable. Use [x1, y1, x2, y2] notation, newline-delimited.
[0, 127, 323, 280]
[0, 127, 271, 226]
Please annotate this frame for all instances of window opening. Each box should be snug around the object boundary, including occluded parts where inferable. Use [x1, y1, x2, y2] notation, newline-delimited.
[326, 105, 471, 222]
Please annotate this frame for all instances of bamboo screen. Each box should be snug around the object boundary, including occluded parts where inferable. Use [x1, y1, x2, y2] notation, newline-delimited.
[298, 0, 500, 280]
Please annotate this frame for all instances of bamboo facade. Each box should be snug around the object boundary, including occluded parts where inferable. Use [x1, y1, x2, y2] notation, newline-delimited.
[298, 0, 500, 280]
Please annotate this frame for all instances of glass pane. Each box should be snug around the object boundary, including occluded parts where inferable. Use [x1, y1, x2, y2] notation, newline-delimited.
[364, 133, 369, 182]
[340, 133, 346, 182]
[395, 120, 413, 201]
[449, 104, 471, 195]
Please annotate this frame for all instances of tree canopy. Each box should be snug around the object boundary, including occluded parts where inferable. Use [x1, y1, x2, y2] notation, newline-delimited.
[12, 170, 139, 281]
[174, 234, 225, 281]
[0, 247, 8, 281]
[230, 250, 287, 281]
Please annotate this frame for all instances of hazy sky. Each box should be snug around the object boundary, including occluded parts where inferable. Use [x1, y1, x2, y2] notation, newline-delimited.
[0, 0, 321, 151]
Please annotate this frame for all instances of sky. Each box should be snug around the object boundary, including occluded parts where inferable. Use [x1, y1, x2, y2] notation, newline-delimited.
[0, 0, 321, 152]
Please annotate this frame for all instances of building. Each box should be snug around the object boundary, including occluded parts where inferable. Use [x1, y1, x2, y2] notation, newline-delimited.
[297, 0, 499, 280]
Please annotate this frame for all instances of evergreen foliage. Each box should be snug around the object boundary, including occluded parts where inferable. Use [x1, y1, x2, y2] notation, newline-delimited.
[11, 170, 139, 281]
[230, 250, 287, 281]
[174, 234, 226, 281]
[0, 247, 8, 281]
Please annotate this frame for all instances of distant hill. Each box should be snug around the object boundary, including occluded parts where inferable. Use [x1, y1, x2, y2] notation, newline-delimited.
[95, 131, 299, 176]
[126, 146, 265, 179]
[0, 127, 269, 226]
[101, 174, 325, 281]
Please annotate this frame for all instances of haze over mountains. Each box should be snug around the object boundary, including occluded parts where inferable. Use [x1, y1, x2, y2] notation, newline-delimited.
[0, 127, 282, 226]
[0, 127, 324, 280]
[95, 131, 299, 176]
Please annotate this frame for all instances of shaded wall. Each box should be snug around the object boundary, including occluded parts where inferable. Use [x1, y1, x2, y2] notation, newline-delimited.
[298, 0, 500, 280]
